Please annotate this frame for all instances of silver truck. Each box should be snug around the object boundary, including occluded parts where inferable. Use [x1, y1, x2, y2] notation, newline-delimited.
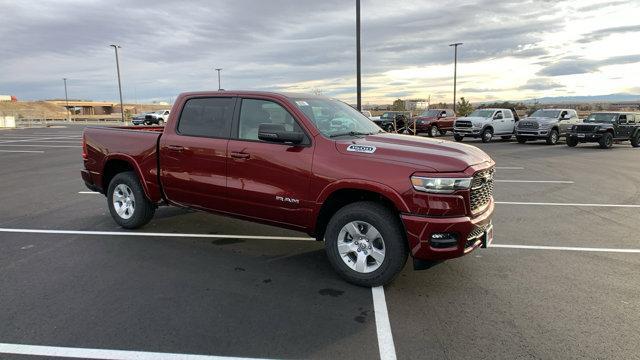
[516, 109, 580, 145]
[453, 108, 518, 143]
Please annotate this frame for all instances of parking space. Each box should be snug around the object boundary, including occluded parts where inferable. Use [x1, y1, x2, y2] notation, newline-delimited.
[1, 125, 639, 359]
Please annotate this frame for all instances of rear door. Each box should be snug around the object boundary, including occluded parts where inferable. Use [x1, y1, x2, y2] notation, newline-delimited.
[617, 114, 632, 138]
[159, 96, 236, 211]
[226, 97, 314, 229]
[444, 109, 456, 129]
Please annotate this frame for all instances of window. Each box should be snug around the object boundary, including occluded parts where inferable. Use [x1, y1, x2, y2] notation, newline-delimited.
[238, 99, 303, 141]
[629, 114, 636, 123]
[177, 97, 234, 138]
[504, 110, 513, 119]
[494, 111, 503, 119]
[291, 97, 382, 138]
[619, 115, 627, 124]
[446, 110, 455, 117]
[570, 110, 578, 119]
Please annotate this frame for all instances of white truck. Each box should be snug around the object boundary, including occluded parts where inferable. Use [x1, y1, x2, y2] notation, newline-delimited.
[144, 110, 171, 125]
[453, 108, 518, 143]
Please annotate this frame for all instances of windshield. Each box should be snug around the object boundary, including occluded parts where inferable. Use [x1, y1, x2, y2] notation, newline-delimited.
[380, 112, 394, 119]
[469, 109, 495, 118]
[292, 98, 382, 138]
[585, 113, 617, 123]
[419, 110, 441, 117]
[531, 110, 561, 118]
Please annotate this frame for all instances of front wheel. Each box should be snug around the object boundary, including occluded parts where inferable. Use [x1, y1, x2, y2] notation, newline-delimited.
[324, 202, 408, 287]
[454, 134, 464, 142]
[546, 129, 559, 145]
[516, 136, 527, 144]
[428, 125, 439, 137]
[599, 132, 613, 149]
[107, 171, 155, 229]
[631, 132, 640, 147]
[385, 124, 395, 133]
[566, 137, 578, 147]
[481, 128, 493, 143]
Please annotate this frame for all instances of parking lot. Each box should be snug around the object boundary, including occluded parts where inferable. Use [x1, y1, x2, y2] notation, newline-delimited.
[1, 125, 639, 359]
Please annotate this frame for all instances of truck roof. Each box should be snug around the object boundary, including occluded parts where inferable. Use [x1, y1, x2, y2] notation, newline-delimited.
[177, 90, 328, 100]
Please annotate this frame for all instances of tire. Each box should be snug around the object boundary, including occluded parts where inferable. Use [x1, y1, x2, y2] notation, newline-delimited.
[481, 128, 493, 143]
[501, 135, 512, 140]
[439, 129, 447, 136]
[566, 137, 578, 147]
[454, 134, 464, 142]
[546, 129, 559, 145]
[516, 136, 527, 144]
[324, 201, 408, 287]
[599, 132, 613, 149]
[158, 119, 164, 125]
[631, 132, 640, 147]
[385, 124, 394, 133]
[107, 171, 155, 229]
[428, 125, 439, 137]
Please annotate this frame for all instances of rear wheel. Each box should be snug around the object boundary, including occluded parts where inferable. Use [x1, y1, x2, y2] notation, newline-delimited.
[546, 129, 559, 145]
[566, 137, 578, 147]
[481, 128, 493, 143]
[439, 129, 447, 136]
[385, 124, 395, 133]
[158, 119, 164, 125]
[516, 136, 527, 144]
[107, 171, 155, 229]
[428, 125, 439, 137]
[454, 134, 464, 142]
[599, 132, 613, 149]
[631, 132, 640, 147]
[324, 202, 408, 287]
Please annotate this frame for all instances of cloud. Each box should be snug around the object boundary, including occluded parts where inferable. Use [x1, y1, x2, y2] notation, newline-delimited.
[578, 25, 640, 44]
[517, 78, 565, 91]
[537, 54, 640, 76]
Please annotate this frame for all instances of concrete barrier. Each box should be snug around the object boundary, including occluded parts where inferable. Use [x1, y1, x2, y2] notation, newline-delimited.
[0, 116, 16, 128]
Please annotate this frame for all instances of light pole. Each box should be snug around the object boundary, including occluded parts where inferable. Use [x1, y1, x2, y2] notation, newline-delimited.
[355, 0, 362, 111]
[449, 42, 462, 113]
[110, 44, 125, 123]
[215, 68, 222, 90]
[63, 78, 70, 121]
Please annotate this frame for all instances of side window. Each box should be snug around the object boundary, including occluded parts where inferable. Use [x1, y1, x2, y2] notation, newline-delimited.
[504, 110, 513, 119]
[446, 110, 454, 117]
[177, 97, 234, 138]
[619, 115, 627, 124]
[629, 114, 635, 123]
[238, 99, 302, 141]
[570, 110, 578, 119]
[494, 111, 503, 119]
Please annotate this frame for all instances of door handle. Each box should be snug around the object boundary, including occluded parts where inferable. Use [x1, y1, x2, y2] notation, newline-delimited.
[167, 145, 184, 152]
[230, 151, 250, 159]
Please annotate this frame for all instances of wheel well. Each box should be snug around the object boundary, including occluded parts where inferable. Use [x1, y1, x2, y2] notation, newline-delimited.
[103, 159, 134, 192]
[483, 125, 493, 132]
[313, 189, 400, 241]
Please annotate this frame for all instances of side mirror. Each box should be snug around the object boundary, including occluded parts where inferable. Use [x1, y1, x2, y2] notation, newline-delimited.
[258, 124, 304, 144]
[439, 113, 446, 118]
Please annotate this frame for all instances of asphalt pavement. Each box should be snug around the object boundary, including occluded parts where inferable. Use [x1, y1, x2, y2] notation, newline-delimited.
[0, 125, 638, 359]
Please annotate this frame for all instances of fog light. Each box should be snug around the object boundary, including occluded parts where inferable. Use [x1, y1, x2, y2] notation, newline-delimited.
[430, 233, 458, 248]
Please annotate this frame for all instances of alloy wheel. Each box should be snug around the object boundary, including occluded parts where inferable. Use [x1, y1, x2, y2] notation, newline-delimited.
[337, 221, 386, 273]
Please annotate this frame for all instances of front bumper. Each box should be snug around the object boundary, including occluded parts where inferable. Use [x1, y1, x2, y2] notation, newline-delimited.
[453, 128, 481, 137]
[401, 199, 494, 261]
[516, 129, 550, 138]
[567, 132, 603, 141]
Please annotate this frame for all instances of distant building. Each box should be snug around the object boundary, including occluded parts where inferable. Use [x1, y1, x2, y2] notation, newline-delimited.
[405, 99, 428, 111]
[0, 95, 18, 102]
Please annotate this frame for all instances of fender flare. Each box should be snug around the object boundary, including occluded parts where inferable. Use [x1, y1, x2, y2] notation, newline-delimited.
[101, 153, 156, 201]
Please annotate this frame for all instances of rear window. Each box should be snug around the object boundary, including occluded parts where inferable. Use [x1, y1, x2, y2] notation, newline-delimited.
[177, 97, 235, 138]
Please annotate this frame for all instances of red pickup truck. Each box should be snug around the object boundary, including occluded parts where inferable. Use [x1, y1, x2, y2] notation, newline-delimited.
[82, 91, 495, 286]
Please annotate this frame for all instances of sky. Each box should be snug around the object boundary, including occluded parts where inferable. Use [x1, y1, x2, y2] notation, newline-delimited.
[1, 0, 639, 104]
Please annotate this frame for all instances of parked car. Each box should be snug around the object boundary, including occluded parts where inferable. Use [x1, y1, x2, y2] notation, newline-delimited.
[405, 109, 456, 137]
[131, 112, 150, 125]
[372, 111, 411, 132]
[144, 110, 170, 125]
[361, 110, 372, 118]
[453, 108, 518, 142]
[516, 109, 580, 145]
[81, 91, 495, 287]
[566, 112, 640, 149]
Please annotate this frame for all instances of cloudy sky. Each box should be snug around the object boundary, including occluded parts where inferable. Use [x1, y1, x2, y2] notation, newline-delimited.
[1, 0, 639, 104]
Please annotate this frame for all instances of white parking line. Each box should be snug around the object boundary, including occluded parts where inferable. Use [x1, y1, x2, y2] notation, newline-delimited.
[495, 180, 574, 184]
[0, 149, 44, 153]
[0, 136, 80, 144]
[491, 244, 640, 253]
[495, 201, 640, 208]
[495, 166, 524, 170]
[372, 287, 397, 360]
[0, 228, 314, 241]
[78, 191, 100, 194]
[0, 342, 268, 360]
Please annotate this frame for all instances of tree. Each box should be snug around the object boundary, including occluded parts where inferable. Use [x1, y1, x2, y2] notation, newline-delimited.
[456, 97, 473, 116]
[392, 98, 405, 111]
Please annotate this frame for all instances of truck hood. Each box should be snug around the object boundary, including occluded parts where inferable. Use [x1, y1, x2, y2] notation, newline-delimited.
[523, 116, 557, 125]
[457, 116, 489, 122]
[335, 133, 492, 172]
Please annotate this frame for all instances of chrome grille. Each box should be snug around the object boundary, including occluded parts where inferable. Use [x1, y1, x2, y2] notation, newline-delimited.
[518, 121, 539, 129]
[470, 168, 494, 213]
[455, 120, 472, 128]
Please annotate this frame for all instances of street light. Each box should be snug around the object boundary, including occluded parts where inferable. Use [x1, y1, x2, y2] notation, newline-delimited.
[449, 42, 463, 113]
[109, 44, 125, 123]
[63, 78, 70, 121]
[355, 0, 362, 111]
[214, 68, 222, 90]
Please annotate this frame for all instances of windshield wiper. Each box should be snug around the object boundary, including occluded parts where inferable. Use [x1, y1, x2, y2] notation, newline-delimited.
[329, 131, 373, 138]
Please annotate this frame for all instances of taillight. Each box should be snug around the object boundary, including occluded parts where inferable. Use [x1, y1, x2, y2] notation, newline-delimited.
[82, 137, 88, 160]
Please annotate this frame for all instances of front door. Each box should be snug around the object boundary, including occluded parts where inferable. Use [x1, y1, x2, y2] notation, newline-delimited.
[159, 96, 236, 211]
[226, 97, 314, 229]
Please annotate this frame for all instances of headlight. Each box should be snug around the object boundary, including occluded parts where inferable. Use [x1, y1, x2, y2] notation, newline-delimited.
[473, 122, 483, 127]
[411, 176, 472, 193]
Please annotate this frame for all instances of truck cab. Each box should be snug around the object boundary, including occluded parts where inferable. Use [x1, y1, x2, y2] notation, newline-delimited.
[453, 108, 517, 143]
[516, 109, 580, 145]
[567, 112, 640, 149]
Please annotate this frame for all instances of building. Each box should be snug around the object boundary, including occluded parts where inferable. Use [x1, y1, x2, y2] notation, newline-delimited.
[405, 99, 429, 111]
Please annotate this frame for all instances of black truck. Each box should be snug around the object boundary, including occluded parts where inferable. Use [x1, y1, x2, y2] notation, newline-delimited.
[567, 112, 640, 149]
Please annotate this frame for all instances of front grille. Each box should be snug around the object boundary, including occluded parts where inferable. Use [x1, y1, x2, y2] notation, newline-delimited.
[455, 120, 472, 128]
[576, 125, 597, 132]
[518, 121, 539, 129]
[470, 168, 494, 213]
[464, 224, 488, 248]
